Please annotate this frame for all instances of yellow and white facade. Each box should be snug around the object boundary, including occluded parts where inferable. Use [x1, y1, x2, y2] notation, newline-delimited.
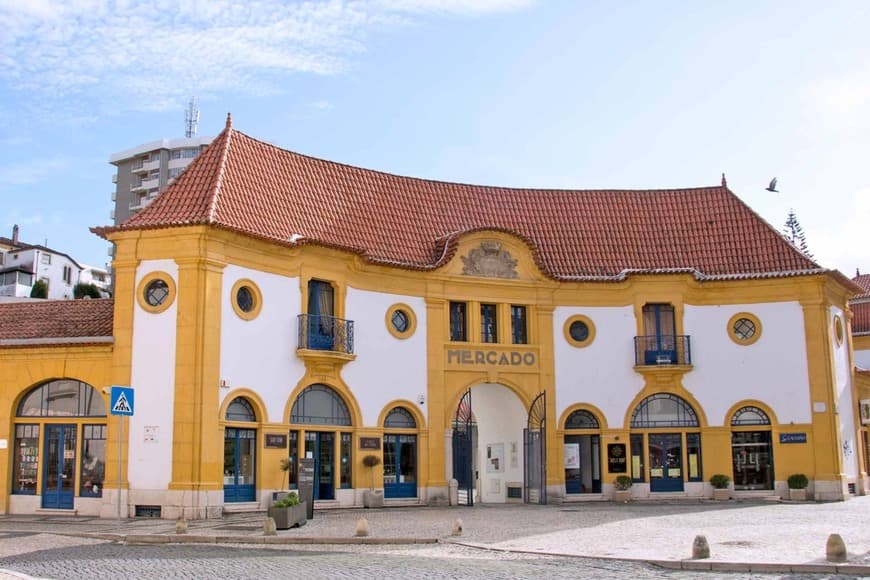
[0, 121, 865, 519]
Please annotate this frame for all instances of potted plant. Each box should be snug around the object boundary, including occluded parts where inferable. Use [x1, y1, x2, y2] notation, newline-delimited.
[613, 475, 633, 502]
[709, 474, 731, 500]
[787, 473, 809, 501]
[362, 454, 384, 508]
[269, 491, 307, 530]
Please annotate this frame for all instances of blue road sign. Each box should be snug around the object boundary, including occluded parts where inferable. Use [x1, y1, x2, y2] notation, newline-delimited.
[110, 386, 134, 416]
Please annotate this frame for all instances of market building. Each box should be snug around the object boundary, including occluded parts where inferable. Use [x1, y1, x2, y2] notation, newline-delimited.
[0, 115, 864, 519]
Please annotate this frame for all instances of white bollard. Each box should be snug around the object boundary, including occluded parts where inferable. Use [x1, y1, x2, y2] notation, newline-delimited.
[826, 533, 847, 563]
[691, 535, 710, 559]
[452, 518, 463, 537]
[355, 517, 370, 537]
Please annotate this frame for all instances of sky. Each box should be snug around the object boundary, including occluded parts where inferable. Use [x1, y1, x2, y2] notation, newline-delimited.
[1, 0, 868, 278]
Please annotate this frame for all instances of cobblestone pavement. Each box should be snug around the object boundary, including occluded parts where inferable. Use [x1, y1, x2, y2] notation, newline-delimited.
[0, 534, 849, 580]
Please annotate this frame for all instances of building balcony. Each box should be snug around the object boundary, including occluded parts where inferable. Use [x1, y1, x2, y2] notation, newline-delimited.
[633, 335, 692, 366]
[297, 314, 354, 356]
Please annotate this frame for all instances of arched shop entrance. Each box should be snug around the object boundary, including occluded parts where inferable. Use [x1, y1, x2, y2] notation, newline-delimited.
[630, 393, 702, 492]
[382, 407, 418, 499]
[12, 379, 108, 509]
[289, 384, 353, 501]
[451, 383, 529, 505]
[563, 409, 602, 495]
[730, 405, 774, 491]
[223, 397, 257, 503]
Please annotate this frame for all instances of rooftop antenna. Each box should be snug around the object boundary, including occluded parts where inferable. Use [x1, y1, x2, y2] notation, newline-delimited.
[184, 97, 200, 138]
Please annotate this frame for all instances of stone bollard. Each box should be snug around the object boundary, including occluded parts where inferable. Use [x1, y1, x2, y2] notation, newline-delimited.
[175, 518, 188, 535]
[355, 517, 370, 537]
[826, 533, 847, 563]
[448, 479, 459, 506]
[263, 517, 277, 536]
[452, 518, 463, 537]
[691, 535, 710, 560]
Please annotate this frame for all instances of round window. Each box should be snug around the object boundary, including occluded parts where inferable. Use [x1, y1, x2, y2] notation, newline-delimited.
[728, 312, 762, 345]
[236, 286, 255, 313]
[145, 279, 169, 307]
[231, 279, 263, 320]
[834, 315, 844, 345]
[564, 315, 595, 347]
[385, 303, 417, 339]
[391, 309, 409, 333]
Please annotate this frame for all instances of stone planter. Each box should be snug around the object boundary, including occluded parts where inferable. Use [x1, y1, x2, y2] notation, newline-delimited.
[613, 489, 632, 503]
[269, 502, 308, 530]
[789, 488, 807, 501]
[712, 488, 730, 501]
[363, 489, 384, 508]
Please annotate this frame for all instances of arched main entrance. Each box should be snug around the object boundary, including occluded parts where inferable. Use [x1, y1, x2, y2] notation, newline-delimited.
[731, 405, 774, 490]
[450, 383, 528, 505]
[563, 409, 602, 495]
[382, 406, 418, 499]
[223, 397, 257, 503]
[289, 384, 353, 501]
[13, 379, 108, 509]
[630, 393, 702, 493]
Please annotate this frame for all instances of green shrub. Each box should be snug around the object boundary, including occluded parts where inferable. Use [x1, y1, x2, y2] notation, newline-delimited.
[614, 475, 633, 491]
[30, 280, 48, 299]
[787, 474, 809, 489]
[74, 282, 102, 299]
[710, 474, 731, 489]
[273, 493, 300, 508]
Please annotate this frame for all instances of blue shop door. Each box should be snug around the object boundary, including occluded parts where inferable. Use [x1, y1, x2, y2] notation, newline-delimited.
[642, 304, 677, 364]
[384, 435, 417, 498]
[223, 428, 256, 502]
[649, 433, 684, 492]
[305, 432, 335, 500]
[42, 425, 76, 509]
[307, 280, 335, 350]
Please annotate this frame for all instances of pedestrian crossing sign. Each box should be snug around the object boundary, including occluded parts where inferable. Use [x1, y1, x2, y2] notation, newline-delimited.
[110, 386, 135, 416]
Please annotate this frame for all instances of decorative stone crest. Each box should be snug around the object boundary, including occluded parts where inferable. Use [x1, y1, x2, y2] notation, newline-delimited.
[461, 241, 518, 279]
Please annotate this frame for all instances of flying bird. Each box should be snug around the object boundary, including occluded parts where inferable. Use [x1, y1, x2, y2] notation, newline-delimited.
[766, 177, 779, 193]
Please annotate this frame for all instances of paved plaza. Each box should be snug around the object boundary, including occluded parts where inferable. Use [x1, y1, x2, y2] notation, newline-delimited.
[2, 497, 870, 577]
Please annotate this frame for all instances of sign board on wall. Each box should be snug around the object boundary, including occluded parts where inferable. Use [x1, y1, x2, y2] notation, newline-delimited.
[860, 400, 870, 425]
[779, 433, 808, 444]
[487, 443, 505, 473]
[359, 437, 380, 450]
[608, 444, 627, 473]
[264, 434, 287, 449]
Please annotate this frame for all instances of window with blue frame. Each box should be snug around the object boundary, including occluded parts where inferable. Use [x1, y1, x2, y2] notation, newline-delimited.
[80, 425, 106, 497]
[480, 303, 498, 343]
[511, 305, 527, 344]
[449, 301, 467, 342]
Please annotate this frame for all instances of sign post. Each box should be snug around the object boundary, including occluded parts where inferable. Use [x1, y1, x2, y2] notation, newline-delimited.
[109, 386, 134, 530]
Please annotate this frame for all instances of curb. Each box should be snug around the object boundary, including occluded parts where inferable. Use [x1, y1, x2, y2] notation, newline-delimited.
[445, 539, 870, 575]
[65, 532, 440, 546]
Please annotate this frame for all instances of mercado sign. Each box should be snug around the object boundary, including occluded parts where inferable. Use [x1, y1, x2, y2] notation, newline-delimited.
[445, 347, 537, 369]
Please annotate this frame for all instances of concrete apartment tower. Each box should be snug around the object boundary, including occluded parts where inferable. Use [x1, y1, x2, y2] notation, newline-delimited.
[109, 99, 213, 225]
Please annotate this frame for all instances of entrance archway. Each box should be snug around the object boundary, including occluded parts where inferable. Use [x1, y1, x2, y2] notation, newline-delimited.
[451, 383, 527, 504]
[730, 405, 774, 490]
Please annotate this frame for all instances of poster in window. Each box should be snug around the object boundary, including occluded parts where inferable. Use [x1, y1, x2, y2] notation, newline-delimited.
[487, 443, 504, 473]
[564, 443, 580, 468]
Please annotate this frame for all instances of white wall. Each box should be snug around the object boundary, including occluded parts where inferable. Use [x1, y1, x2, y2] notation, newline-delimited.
[855, 348, 870, 370]
[343, 288, 427, 426]
[831, 306, 859, 479]
[472, 383, 526, 503]
[128, 260, 178, 490]
[219, 266, 305, 422]
[553, 306, 643, 428]
[683, 302, 811, 426]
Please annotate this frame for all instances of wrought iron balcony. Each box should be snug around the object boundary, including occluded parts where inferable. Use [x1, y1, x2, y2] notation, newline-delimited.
[634, 335, 691, 366]
[297, 314, 354, 354]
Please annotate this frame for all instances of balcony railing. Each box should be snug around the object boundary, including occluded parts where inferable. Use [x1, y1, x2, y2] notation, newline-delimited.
[297, 314, 354, 354]
[634, 335, 691, 366]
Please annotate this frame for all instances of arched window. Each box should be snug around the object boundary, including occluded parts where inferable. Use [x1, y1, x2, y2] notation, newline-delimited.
[630, 394, 698, 428]
[384, 407, 416, 428]
[290, 384, 351, 426]
[226, 397, 256, 422]
[564, 409, 599, 429]
[17, 379, 106, 417]
[731, 406, 770, 426]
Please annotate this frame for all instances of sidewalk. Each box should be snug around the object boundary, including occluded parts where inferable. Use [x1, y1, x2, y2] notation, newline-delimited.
[3, 497, 870, 575]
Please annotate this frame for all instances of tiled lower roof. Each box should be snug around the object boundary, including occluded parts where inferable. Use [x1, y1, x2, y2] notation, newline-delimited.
[852, 274, 870, 299]
[93, 116, 851, 286]
[854, 302, 870, 335]
[0, 299, 114, 343]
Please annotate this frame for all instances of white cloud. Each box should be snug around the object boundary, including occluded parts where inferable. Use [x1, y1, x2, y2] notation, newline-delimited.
[0, 158, 71, 187]
[811, 187, 870, 275]
[0, 0, 533, 121]
[803, 70, 870, 131]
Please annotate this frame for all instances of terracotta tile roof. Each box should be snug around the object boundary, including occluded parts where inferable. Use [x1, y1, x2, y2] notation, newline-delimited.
[854, 302, 870, 335]
[852, 273, 870, 299]
[93, 116, 846, 284]
[0, 299, 114, 342]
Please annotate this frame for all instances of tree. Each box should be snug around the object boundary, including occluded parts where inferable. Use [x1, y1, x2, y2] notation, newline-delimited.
[782, 208, 814, 259]
[30, 280, 48, 298]
[73, 282, 102, 299]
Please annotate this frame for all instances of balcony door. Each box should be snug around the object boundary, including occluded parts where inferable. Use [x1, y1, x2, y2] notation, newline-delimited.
[307, 280, 334, 350]
[642, 304, 676, 364]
